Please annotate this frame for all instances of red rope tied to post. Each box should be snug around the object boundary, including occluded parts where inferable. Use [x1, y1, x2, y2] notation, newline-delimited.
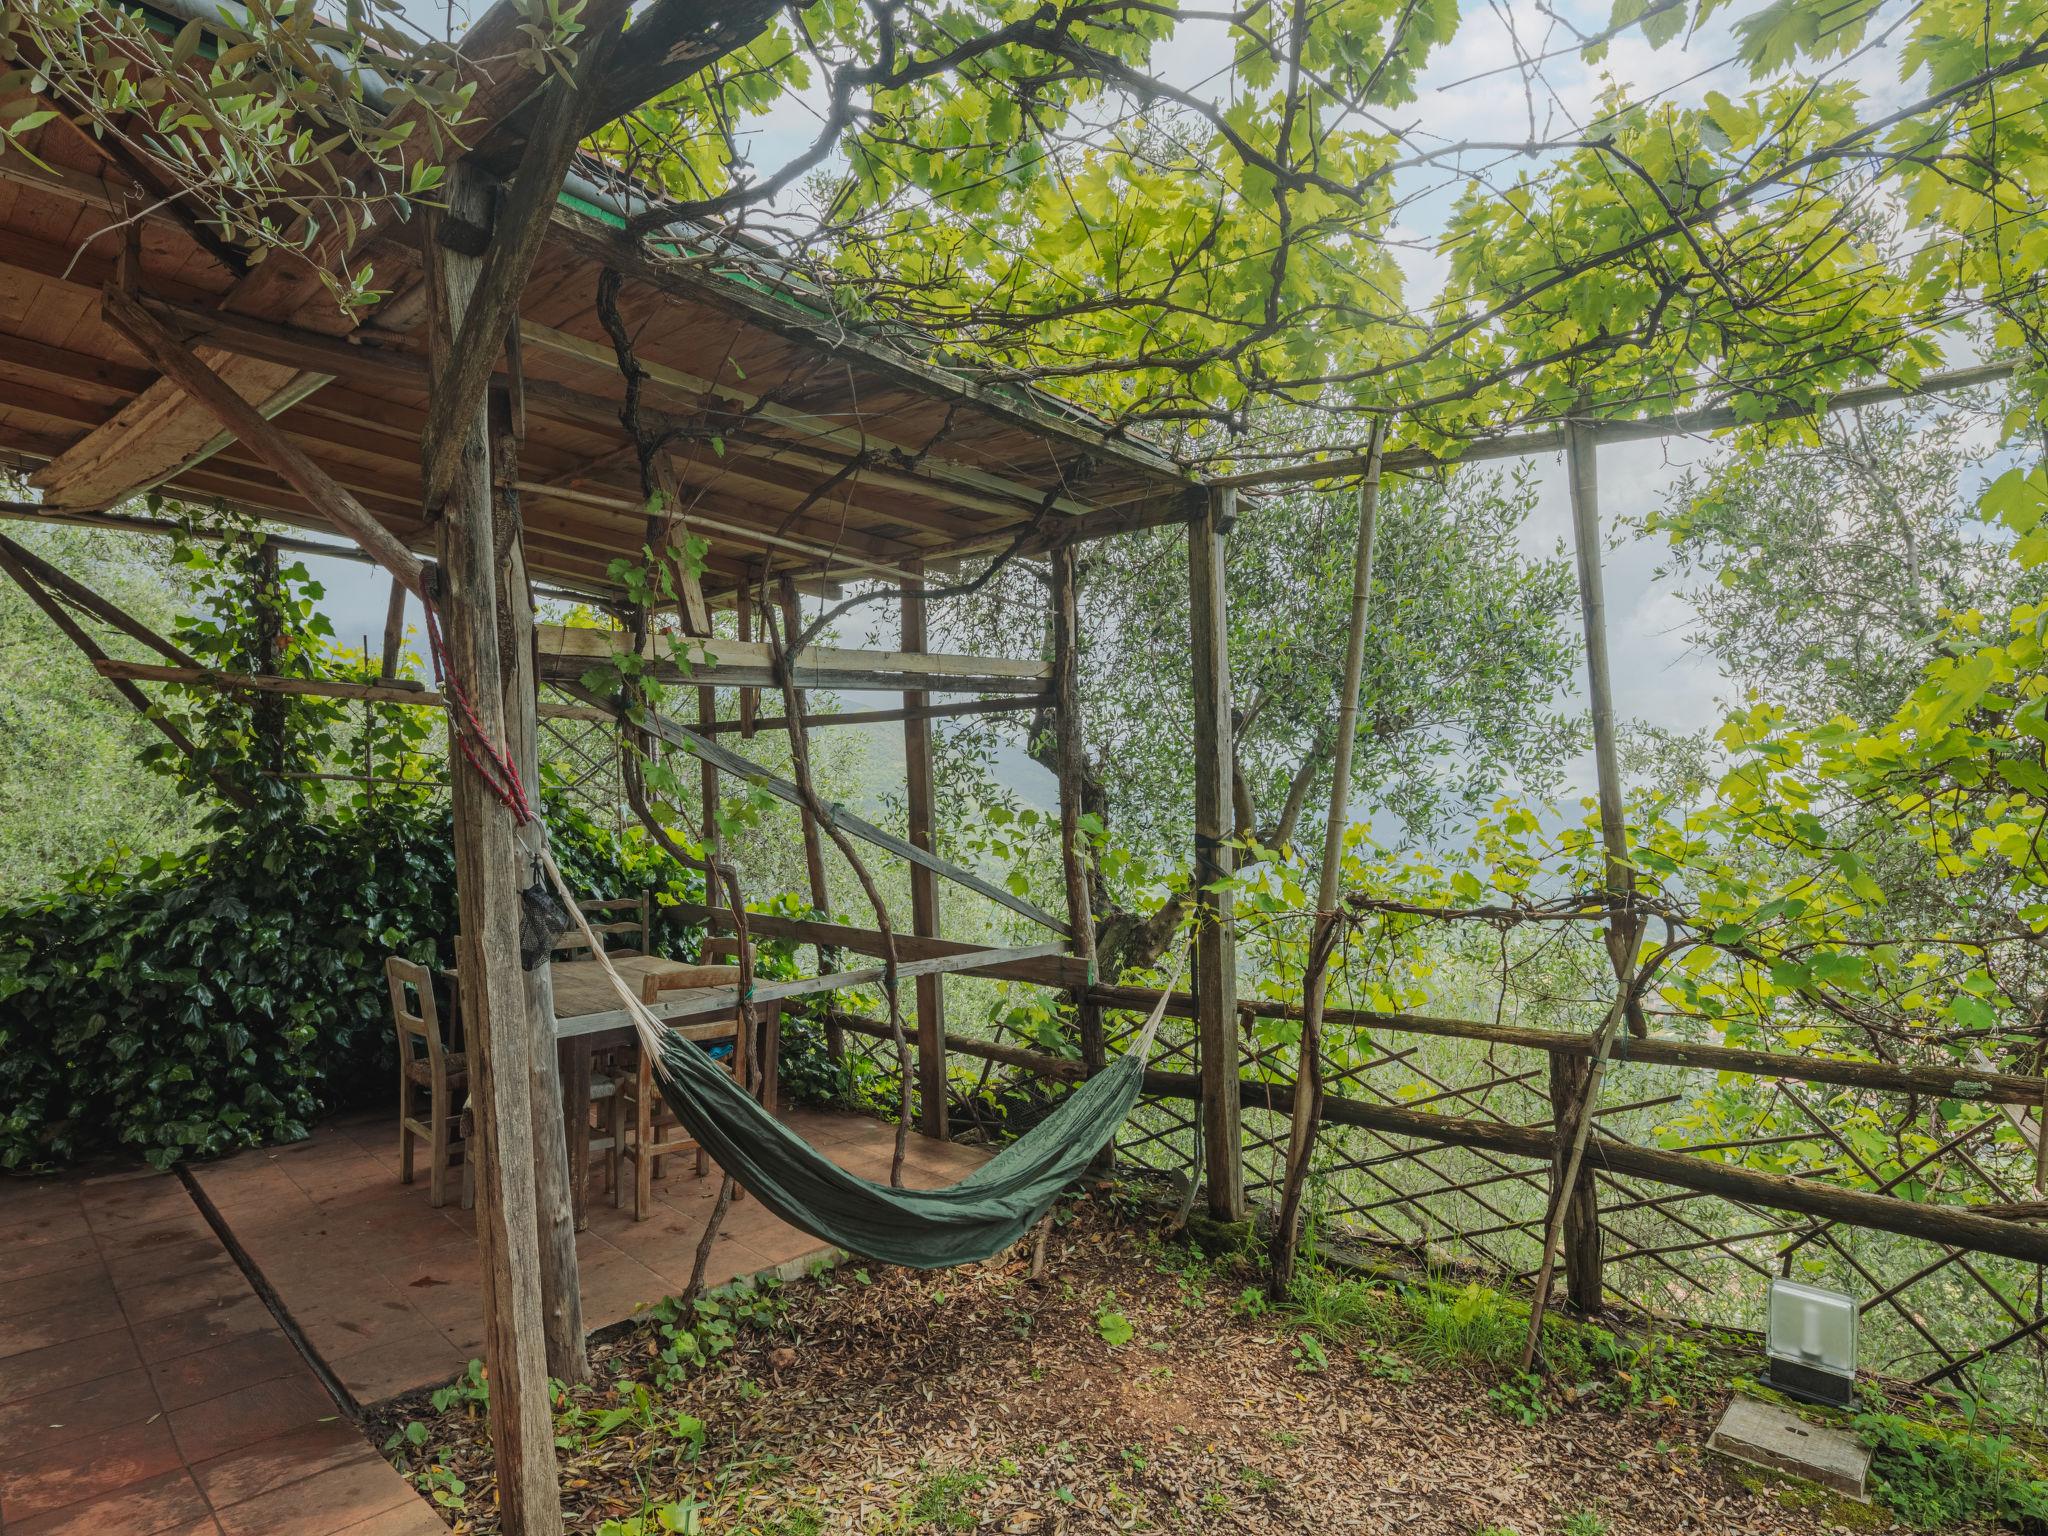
[421, 593, 535, 826]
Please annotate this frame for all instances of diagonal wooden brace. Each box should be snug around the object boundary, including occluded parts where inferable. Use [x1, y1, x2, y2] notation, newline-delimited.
[99, 286, 427, 597]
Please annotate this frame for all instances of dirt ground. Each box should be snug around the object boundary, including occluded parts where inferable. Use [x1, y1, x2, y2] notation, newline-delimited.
[376, 1200, 1968, 1536]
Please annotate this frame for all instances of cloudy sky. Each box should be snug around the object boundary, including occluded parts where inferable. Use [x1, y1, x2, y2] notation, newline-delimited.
[318, 0, 1983, 806]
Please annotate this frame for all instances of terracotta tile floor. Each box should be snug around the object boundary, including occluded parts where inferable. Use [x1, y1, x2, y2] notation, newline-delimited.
[187, 1106, 987, 1406]
[0, 1106, 974, 1535]
[0, 1166, 439, 1536]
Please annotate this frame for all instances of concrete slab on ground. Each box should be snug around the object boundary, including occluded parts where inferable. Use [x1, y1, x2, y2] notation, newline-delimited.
[1708, 1395, 1872, 1501]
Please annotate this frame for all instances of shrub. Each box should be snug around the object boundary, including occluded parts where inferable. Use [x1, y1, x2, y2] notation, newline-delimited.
[0, 793, 705, 1171]
[1855, 1406, 2048, 1529]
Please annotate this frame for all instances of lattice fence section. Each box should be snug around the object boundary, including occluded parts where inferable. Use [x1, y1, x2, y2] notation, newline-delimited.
[1271, 1024, 1557, 1275]
[1103, 999, 1199, 1180]
[1293, 1027, 2048, 1410]
[539, 684, 626, 832]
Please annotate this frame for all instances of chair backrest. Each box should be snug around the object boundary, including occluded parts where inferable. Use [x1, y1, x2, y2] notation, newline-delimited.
[645, 963, 744, 1000]
[698, 934, 749, 970]
[385, 955, 449, 1071]
[555, 894, 650, 959]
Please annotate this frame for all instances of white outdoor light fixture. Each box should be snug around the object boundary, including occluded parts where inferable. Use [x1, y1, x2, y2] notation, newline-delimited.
[1764, 1277, 1859, 1407]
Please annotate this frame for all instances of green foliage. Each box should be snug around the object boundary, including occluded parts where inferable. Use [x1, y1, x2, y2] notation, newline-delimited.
[1854, 1405, 2048, 1528]
[0, 792, 699, 1172]
[643, 1276, 789, 1391]
[1095, 1302, 1136, 1346]
[0, 518, 200, 901]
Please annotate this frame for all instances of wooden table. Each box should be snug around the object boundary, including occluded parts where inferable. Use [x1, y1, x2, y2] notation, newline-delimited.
[550, 955, 780, 1229]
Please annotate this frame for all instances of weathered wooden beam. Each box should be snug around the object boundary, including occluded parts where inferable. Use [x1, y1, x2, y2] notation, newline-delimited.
[852, 1012, 2048, 1267]
[1050, 537, 1107, 1096]
[0, 544, 251, 808]
[0, 534, 197, 668]
[831, 1011, 1091, 1082]
[697, 692, 1048, 734]
[1158, 1072, 2048, 1270]
[559, 681, 1071, 935]
[1189, 487, 1243, 1220]
[419, 11, 625, 511]
[673, 902, 1091, 988]
[554, 942, 1072, 1039]
[1210, 362, 2019, 490]
[98, 287, 425, 595]
[536, 622, 1049, 694]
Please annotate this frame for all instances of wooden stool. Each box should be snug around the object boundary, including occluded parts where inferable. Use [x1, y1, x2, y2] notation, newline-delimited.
[387, 956, 467, 1208]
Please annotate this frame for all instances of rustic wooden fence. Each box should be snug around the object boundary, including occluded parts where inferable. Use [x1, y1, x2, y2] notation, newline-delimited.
[836, 985, 2048, 1409]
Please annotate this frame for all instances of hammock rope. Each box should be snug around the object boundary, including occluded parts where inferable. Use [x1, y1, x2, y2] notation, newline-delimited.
[537, 845, 1181, 1269]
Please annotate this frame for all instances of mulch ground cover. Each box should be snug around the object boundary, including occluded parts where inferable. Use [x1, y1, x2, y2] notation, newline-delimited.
[374, 1198, 1974, 1536]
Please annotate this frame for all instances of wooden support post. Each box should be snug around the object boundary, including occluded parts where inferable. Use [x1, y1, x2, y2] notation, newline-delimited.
[1190, 488, 1243, 1220]
[778, 576, 842, 1071]
[492, 379, 589, 1380]
[427, 165, 564, 1536]
[1521, 417, 1630, 1361]
[1548, 1050, 1604, 1309]
[901, 571, 948, 1139]
[737, 580, 757, 739]
[380, 576, 408, 679]
[1050, 538, 1106, 1132]
[1271, 428, 1383, 1292]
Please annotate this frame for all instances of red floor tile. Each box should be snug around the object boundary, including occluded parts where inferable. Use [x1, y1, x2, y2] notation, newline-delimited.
[0, 1260, 117, 1320]
[0, 1364, 161, 1460]
[4, 1467, 216, 1536]
[0, 1300, 121, 1361]
[188, 1418, 372, 1509]
[211, 1452, 415, 1536]
[131, 1293, 274, 1364]
[147, 1330, 304, 1412]
[0, 1415, 186, 1524]
[0, 1233, 101, 1285]
[165, 1370, 339, 1464]
[0, 1324, 141, 1403]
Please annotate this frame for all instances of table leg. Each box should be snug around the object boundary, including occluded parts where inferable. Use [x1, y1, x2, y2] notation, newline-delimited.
[761, 1002, 782, 1117]
[559, 1037, 591, 1231]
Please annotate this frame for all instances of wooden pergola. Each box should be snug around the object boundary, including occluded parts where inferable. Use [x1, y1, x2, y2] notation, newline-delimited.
[0, 8, 1247, 1530]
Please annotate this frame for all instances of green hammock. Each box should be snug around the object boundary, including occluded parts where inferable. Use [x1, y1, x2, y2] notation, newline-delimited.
[645, 1009, 1164, 1269]
[540, 850, 1176, 1270]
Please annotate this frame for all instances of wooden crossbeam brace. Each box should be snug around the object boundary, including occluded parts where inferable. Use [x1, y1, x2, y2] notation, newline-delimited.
[99, 287, 426, 596]
[0, 543, 253, 808]
[554, 941, 1071, 1039]
[672, 901, 1090, 988]
[697, 693, 1049, 734]
[560, 680, 1070, 935]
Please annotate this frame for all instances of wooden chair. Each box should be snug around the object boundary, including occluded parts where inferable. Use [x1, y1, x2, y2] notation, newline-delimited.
[618, 961, 748, 1220]
[387, 956, 467, 1208]
[553, 894, 651, 960]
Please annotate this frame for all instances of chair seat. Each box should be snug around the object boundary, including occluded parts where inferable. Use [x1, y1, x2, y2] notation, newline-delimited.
[404, 1053, 467, 1086]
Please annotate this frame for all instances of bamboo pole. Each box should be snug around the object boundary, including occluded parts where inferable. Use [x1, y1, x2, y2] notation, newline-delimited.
[1270, 424, 1384, 1295]
[1519, 416, 1631, 1368]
